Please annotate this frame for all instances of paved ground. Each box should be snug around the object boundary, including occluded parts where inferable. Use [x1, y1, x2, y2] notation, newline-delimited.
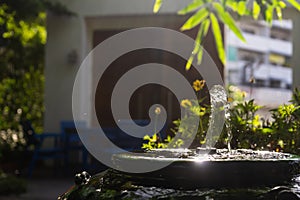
[0, 178, 73, 200]
[0, 165, 103, 200]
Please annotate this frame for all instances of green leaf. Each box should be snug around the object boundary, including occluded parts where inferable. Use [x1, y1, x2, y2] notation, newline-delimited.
[278, 140, 284, 148]
[185, 55, 194, 70]
[202, 18, 211, 35]
[197, 48, 204, 64]
[262, 128, 273, 134]
[192, 19, 210, 56]
[278, 1, 286, 8]
[180, 8, 209, 31]
[197, 19, 210, 64]
[213, 3, 246, 42]
[226, 0, 238, 12]
[143, 135, 151, 140]
[152, 133, 157, 142]
[192, 32, 201, 56]
[199, 19, 210, 64]
[178, 0, 204, 15]
[210, 13, 225, 64]
[153, 0, 162, 13]
[253, 1, 261, 20]
[265, 5, 274, 24]
[237, 1, 247, 16]
[276, 6, 282, 20]
[286, 0, 300, 11]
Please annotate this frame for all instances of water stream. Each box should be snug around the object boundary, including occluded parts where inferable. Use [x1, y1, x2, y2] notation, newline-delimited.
[225, 102, 232, 152]
[207, 85, 232, 151]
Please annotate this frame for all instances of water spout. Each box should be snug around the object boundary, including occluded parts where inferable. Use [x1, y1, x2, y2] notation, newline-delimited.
[224, 102, 232, 152]
[205, 85, 227, 149]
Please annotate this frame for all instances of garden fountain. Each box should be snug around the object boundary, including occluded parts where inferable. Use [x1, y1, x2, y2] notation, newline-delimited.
[59, 85, 300, 199]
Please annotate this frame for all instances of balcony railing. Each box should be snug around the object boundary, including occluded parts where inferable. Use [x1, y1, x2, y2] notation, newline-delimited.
[227, 32, 292, 56]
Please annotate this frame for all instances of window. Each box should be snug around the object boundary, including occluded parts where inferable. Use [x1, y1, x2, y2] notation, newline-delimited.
[238, 49, 263, 62]
[227, 46, 238, 61]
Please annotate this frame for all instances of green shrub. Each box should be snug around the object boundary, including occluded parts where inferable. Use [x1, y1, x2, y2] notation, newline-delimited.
[0, 170, 26, 195]
[143, 83, 300, 155]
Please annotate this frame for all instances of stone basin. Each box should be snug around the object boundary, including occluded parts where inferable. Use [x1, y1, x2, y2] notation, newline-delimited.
[59, 149, 300, 199]
[112, 148, 300, 188]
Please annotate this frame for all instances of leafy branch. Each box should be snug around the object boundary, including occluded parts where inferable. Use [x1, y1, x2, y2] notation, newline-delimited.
[153, 0, 300, 68]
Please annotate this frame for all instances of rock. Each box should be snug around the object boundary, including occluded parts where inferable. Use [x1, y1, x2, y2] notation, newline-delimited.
[74, 171, 91, 186]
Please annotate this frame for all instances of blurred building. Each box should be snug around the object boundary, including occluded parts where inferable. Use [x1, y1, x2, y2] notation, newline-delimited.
[226, 20, 293, 89]
[225, 20, 293, 107]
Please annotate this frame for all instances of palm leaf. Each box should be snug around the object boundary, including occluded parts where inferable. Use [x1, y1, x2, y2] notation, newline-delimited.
[210, 13, 225, 64]
[153, 0, 162, 13]
[178, 0, 205, 15]
[180, 8, 209, 31]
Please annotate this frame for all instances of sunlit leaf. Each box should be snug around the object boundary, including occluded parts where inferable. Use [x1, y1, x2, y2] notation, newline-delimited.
[253, 1, 261, 19]
[278, 140, 284, 148]
[192, 27, 202, 56]
[153, 133, 157, 141]
[197, 48, 204, 64]
[185, 55, 194, 70]
[192, 19, 209, 56]
[278, 1, 286, 8]
[180, 8, 209, 31]
[178, 0, 205, 15]
[153, 0, 162, 13]
[213, 3, 246, 42]
[202, 18, 210, 36]
[143, 135, 151, 140]
[226, 0, 238, 12]
[237, 1, 247, 15]
[265, 6, 274, 24]
[286, 0, 300, 11]
[262, 128, 273, 134]
[210, 13, 225, 64]
[276, 6, 282, 20]
[197, 19, 210, 64]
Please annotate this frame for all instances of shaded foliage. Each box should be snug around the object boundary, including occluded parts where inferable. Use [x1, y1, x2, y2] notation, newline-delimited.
[0, 1, 74, 162]
[0, 170, 26, 195]
[0, 1, 46, 134]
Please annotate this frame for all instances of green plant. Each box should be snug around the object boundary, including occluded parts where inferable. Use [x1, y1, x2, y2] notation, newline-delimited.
[227, 85, 247, 104]
[153, 0, 300, 67]
[221, 88, 300, 155]
[0, 69, 42, 163]
[143, 79, 209, 149]
[0, 1, 74, 133]
[142, 133, 170, 149]
[225, 99, 266, 149]
[0, 68, 44, 133]
[269, 103, 300, 154]
[172, 99, 210, 148]
[142, 78, 300, 155]
[0, 170, 26, 195]
[0, 2, 46, 132]
[0, 129, 27, 163]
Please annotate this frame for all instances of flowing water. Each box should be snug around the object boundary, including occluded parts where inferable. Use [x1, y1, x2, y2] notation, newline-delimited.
[224, 102, 232, 152]
[207, 85, 232, 151]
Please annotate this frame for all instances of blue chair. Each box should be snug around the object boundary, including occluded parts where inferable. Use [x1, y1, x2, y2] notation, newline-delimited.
[21, 120, 64, 177]
[60, 120, 88, 170]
